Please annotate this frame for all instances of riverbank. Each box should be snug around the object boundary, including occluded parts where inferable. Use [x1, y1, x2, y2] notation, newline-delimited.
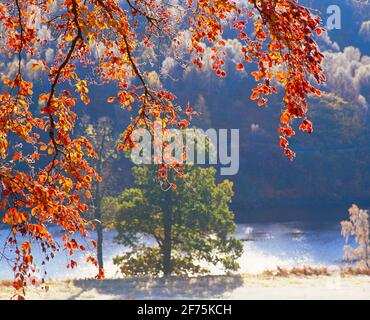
[1, 273, 369, 300]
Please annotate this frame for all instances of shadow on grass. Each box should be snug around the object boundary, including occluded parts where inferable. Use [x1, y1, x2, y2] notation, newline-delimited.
[71, 275, 244, 300]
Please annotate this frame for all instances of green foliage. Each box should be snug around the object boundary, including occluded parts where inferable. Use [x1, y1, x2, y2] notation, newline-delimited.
[113, 246, 207, 277]
[113, 246, 164, 277]
[113, 165, 243, 276]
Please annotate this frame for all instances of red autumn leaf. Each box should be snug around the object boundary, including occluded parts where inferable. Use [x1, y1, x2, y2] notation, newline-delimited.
[299, 119, 314, 134]
[257, 99, 267, 107]
[13, 152, 21, 161]
[236, 63, 245, 71]
[315, 28, 323, 36]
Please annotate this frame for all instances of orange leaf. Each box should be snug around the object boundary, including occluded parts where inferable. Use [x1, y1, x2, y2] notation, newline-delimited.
[40, 145, 48, 151]
[13, 152, 21, 161]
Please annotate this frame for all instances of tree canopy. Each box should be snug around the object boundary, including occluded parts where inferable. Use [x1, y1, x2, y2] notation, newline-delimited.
[113, 165, 243, 276]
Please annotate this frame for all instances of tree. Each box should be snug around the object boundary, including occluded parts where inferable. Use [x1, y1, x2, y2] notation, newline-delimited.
[0, 0, 325, 295]
[113, 165, 243, 276]
[81, 116, 118, 270]
[341, 204, 370, 269]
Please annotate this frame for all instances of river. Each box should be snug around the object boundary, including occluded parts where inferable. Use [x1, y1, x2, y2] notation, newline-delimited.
[0, 221, 351, 280]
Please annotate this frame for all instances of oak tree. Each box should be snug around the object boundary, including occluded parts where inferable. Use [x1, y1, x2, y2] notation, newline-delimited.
[113, 165, 243, 276]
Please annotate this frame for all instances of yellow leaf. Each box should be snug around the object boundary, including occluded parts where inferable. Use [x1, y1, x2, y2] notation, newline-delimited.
[40, 145, 48, 151]
[66, 34, 74, 42]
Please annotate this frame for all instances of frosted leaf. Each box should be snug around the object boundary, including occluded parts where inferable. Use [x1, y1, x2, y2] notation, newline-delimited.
[341, 204, 369, 268]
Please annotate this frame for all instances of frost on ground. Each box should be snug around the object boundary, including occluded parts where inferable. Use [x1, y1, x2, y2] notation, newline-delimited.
[0, 274, 369, 300]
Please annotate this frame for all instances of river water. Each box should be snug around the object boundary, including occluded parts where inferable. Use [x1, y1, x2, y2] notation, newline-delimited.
[0, 221, 351, 280]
